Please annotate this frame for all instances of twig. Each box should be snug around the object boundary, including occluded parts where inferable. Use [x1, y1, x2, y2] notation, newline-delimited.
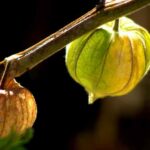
[1, 0, 150, 79]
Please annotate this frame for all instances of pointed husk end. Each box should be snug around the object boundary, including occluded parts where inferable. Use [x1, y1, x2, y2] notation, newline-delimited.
[88, 92, 97, 104]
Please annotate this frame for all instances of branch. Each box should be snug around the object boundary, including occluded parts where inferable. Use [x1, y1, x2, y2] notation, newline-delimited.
[1, 0, 150, 79]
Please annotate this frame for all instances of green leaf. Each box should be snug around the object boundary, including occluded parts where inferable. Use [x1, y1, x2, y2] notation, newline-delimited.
[0, 128, 33, 150]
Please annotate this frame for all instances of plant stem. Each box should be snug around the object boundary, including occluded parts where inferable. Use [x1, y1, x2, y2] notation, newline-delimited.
[1, 0, 150, 78]
[113, 19, 120, 32]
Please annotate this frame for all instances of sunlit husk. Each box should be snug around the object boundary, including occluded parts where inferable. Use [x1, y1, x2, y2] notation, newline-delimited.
[66, 17, 150, 103]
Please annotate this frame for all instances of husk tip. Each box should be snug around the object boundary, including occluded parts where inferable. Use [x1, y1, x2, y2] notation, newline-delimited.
[88, 92, 96, 104]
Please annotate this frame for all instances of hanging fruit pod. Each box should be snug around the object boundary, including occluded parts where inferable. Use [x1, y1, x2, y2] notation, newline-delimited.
[65, 17, 150, 104]
[0, 78, 37, 137]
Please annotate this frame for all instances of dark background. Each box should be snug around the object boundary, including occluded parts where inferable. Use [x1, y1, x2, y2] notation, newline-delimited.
[0, 1, 150, 150]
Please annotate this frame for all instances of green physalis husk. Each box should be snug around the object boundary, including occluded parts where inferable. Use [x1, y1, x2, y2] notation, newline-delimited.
[65, 17, 150, 104]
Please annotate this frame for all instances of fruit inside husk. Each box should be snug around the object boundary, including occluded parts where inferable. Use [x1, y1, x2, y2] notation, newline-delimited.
[65, 17, 150, 104]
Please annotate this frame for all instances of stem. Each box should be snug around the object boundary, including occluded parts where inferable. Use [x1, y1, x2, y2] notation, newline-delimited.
[0, 60, 9, 88]
[1, 0, 150, 78]
[113, 19, 120, 32]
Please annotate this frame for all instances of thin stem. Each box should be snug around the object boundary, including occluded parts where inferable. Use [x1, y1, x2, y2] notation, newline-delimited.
[0, 60, 9, 88]
[113, 19, 120, 32]
[1, 0, 150, 78]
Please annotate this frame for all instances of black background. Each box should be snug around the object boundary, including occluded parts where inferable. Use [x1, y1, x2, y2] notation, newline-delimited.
[0, 1, 150, 150]
[0, 0, 97, 149]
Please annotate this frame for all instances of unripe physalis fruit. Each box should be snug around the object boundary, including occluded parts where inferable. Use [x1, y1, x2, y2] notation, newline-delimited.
[65, 17, 150, 104]
[0, 78, 37, 137]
